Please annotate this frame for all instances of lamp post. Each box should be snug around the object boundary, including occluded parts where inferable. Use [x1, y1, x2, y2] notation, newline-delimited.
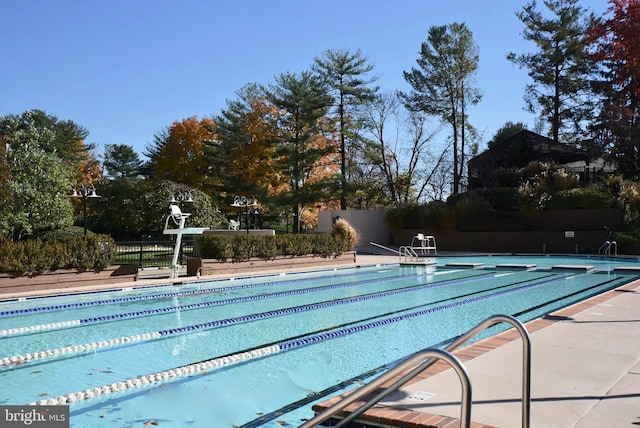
[70, 184, 101, 235]
[230, 195, 258, 235]
[169, 191, 194, 204]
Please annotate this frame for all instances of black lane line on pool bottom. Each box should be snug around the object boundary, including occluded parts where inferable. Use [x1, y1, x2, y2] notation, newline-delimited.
[0, 267, 400, 317]
[78, 269, 467, 326]
[141, 272, 566, 379]
[53, 273, 567, 426]
[511, 273, 632, 319]
[236, 341, 451, 428]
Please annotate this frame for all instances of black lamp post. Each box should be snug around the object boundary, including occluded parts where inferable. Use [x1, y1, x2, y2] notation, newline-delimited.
[231, 195, 258, 235]
[70, 184, 101, 235]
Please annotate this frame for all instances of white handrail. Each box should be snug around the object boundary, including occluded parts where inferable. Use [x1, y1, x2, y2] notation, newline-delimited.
[598, 240, 618, 256]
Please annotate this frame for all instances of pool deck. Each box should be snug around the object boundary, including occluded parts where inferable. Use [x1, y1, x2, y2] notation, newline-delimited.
[312, 255, 640, 428]
[1, 254, 638, 427]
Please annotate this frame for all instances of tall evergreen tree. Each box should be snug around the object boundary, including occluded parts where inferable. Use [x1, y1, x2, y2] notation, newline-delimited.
[102, 144, 143, 179]
[489, 121, 528, 149]
[0, 136, 10, 218]
[0, 111, 93, 239]
[508, 0, 596, 143]
[402, 22, 482, 194]
[0, 110, 90, 164]
[313, 49, 379, 209]
[267, 71, 333, 233]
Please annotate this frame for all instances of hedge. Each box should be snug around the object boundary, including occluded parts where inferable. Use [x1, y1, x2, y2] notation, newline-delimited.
[0, 234, 116, 275]
[196, 233, 350, 262]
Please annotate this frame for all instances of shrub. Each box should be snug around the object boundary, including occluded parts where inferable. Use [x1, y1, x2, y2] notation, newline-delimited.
[196, 233, 351, 262]
[384, 201, 454, 232]
[546, 187, 614, 210]
[479, 188, 519, 211]
[0, 234, 116, 275]
[617, 180, 640, 227]
[448, 192, 494, 227]
[384, 203, 422, 230]
[331, 219, 359, 250]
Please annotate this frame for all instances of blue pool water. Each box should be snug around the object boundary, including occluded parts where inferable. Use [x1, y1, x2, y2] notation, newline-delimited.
[0, 255, 638, 427]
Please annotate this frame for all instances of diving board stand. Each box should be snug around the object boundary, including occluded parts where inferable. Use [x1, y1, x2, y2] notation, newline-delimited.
[163, 204, 208, 279]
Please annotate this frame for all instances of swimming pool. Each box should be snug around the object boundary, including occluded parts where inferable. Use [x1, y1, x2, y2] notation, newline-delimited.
[1, 255, 638, 427]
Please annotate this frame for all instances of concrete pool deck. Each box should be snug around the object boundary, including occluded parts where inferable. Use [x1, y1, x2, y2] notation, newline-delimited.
[1, 254, 638, 427]
[312, 255, 640, 428]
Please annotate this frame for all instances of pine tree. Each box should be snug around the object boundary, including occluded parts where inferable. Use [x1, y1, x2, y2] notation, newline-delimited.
[508, 0, 596, 143]
[267, 71, 334, 233]
[313, 49, 379, 209]
[103, 144, 143, 179]
[402, 22, 481, 194]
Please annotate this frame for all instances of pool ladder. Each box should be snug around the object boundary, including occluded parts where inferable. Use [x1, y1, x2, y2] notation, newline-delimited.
[598, 240, 617, 256]
[300, 314, 531, 428]
[398, 245, 420, 262]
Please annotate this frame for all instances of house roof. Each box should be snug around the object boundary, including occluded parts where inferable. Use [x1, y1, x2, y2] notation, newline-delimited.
[469, 130, 588, 169]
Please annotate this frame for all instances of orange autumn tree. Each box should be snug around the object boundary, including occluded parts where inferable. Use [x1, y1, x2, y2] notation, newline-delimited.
[207, 84, 289, 206]
[227, 98, 282, 195]
[146, 117, 215, 189]
[298, 129, 341, 230]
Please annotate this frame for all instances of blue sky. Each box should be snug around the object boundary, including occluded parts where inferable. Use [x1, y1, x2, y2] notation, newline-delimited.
[1, 0, 610, 160]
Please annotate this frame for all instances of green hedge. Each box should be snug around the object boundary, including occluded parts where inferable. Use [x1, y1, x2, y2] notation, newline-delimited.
[196, 234, 350, 262]
[0, 234, 116, 275]
[546, 187, 614, 210]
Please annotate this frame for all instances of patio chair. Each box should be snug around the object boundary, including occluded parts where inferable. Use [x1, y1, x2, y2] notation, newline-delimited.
[228, 219, 240, 230]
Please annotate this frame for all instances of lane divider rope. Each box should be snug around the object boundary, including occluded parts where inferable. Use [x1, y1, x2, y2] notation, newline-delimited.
[0, 270, 443, 337]
[27, 273, 571, 406]
[1, 272, 495, 365]
[0, 268, 393, 318]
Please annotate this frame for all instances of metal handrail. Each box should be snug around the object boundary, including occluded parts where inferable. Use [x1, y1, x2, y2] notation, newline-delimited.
[398, 245, 419, 262]
[302, 348, 472, 428]
[301, 314, 531, 428]
[598, 240, 617, 256]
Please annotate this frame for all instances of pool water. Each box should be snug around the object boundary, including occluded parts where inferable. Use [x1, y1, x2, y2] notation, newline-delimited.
[0, 255, 638, 427]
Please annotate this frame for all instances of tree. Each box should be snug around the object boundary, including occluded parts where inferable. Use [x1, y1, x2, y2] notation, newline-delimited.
[0, 136, 10, 219]
[1, 110, 89, 162]
[206, 83, 284, 206]
[313, 49, 379, 209]
[360, 92, 444, 204]
[3, 144, 74, 239]
[267, 71, 334, 233]
[103, 144, 143, 179]
[585, 0, 640, 178]
[0, 111, 94, 239]
[508, 0, 596, 143]
[402, 22, 482, 194]
[145, 117, 215, 189]
[488, 121, 528, 149]
[93, 179, 225, 238]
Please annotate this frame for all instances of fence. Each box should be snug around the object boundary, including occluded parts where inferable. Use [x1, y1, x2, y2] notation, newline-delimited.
[115, 239, 196, 268]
